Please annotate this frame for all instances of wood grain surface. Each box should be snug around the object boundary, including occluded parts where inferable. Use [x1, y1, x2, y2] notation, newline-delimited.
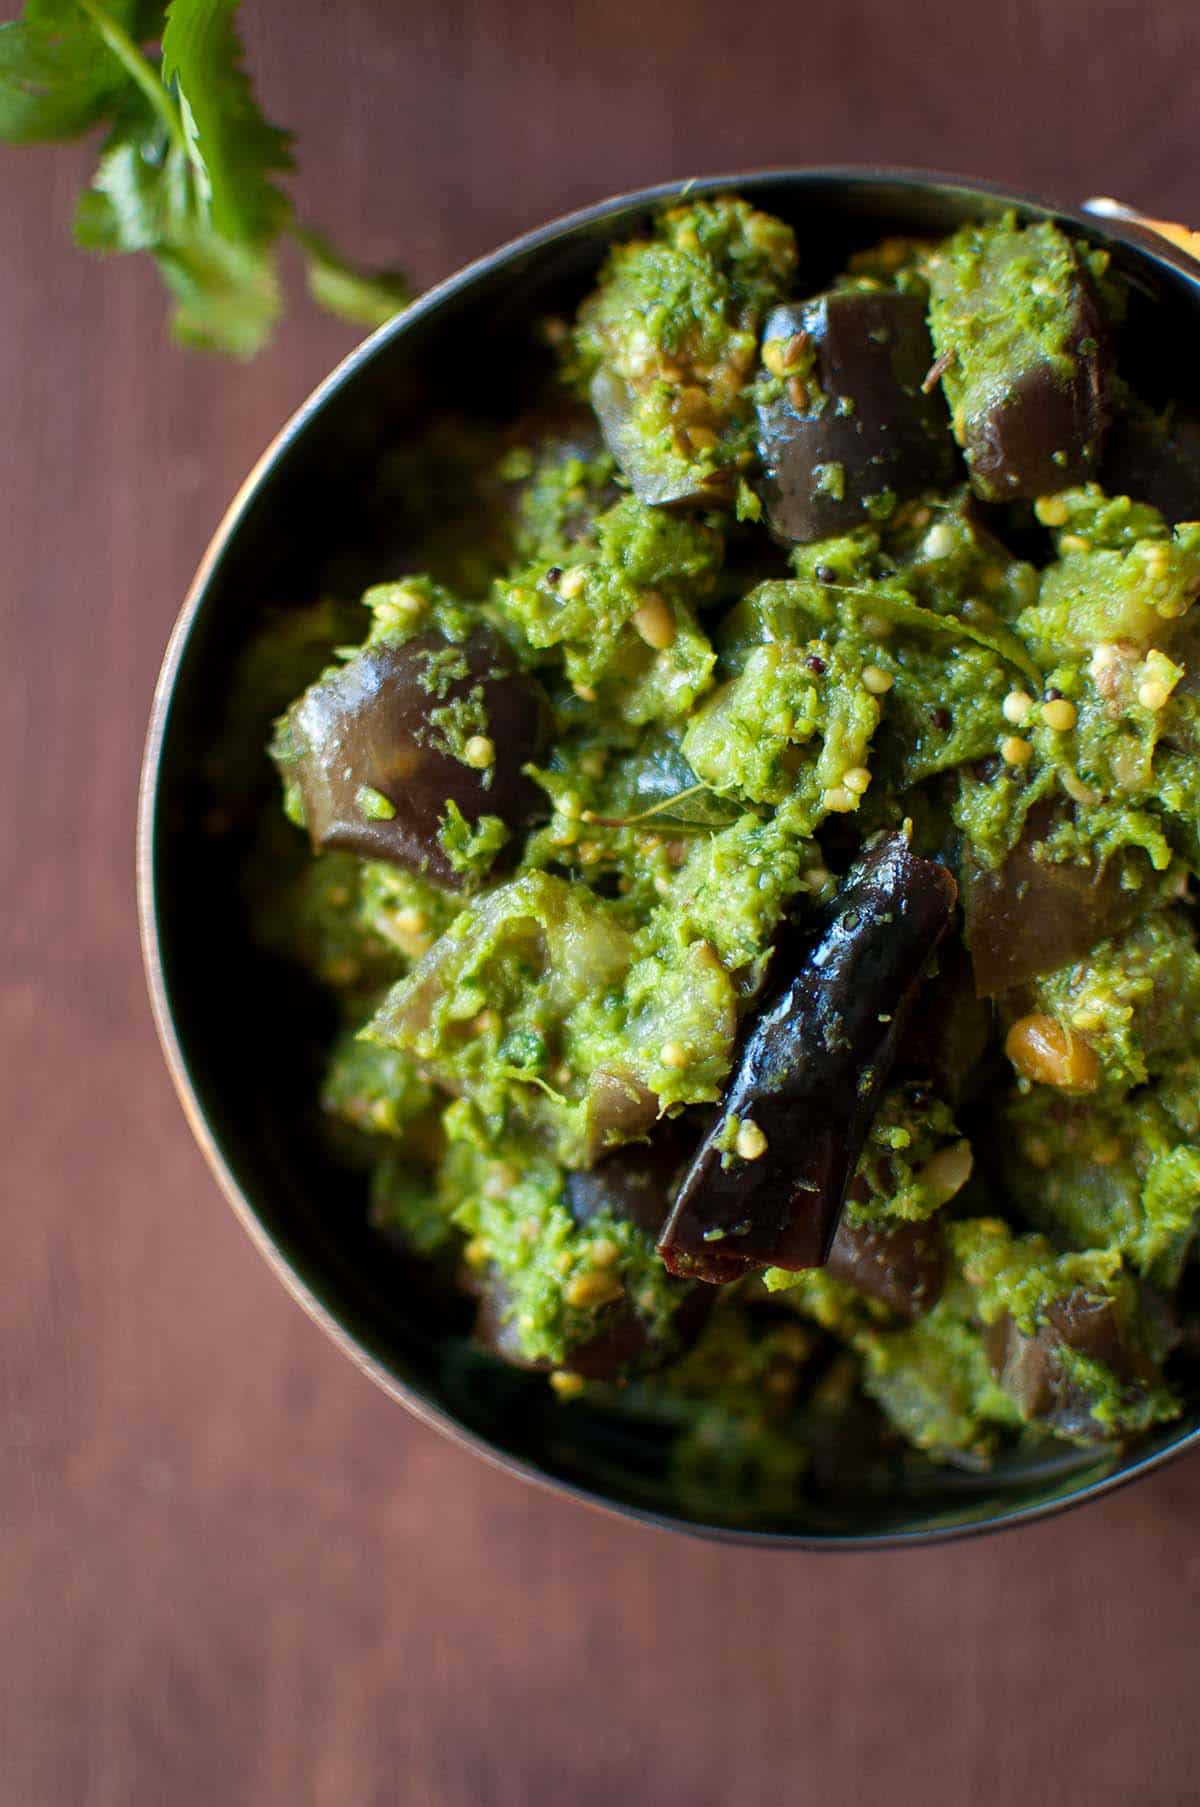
[4, 2, 1200, 1801]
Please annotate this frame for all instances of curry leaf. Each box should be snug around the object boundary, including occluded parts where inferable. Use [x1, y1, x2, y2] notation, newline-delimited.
[586, 783, 745, 835]
[840, 583, 1045, 689]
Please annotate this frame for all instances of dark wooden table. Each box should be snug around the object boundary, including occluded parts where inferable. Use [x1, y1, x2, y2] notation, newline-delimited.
[5, 2, 1200, 1800]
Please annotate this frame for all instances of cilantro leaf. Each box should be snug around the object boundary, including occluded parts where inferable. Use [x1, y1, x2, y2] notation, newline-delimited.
[0, 0, 412, 354]
[72, 98, 185, 252]
[0, 0, 152, 141]
[73, 91, 280, 353]
[155, 229, 280, 354]
[160, 0, 292, 245]
[294, 226, 410, 329]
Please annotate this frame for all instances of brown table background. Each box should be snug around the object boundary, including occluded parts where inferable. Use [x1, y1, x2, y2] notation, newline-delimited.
[5, 1, 1200, 1801]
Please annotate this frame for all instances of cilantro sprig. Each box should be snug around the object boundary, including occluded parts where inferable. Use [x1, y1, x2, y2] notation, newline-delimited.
[0, 0, 410, 354]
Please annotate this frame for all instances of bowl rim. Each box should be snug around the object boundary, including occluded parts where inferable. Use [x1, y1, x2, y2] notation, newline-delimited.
[139, 163, 1200, 1549]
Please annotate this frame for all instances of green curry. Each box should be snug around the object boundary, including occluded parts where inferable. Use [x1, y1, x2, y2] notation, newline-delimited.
[243, 197, 1200, 1510]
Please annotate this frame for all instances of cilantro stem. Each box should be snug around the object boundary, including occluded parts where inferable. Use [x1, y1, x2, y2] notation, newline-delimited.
[74, 0, 186, 154]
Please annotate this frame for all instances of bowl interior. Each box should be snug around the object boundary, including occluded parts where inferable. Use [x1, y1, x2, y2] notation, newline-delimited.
[146, 170, 1200, 1543]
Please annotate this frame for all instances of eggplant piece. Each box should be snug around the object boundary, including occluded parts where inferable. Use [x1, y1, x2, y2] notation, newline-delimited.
[558, 1279, 713, 1382]
[505, 402, 623, 553]
[926, 217, 1110, 502]
[962, 803, 1142, 997]
[590, 368, 729, 509]
[579, 196, 797, 510]
[1101, 405, 1200, 525]
[471, 1254, 709, 1388]
[470, 1271, 550, 1373]
[756, 290, 957, 543]
[566, 1116, 706, 1238]
[657, 833, 957, 1283]
[985, 1290, 1142, 1439]
[826, 1207, 944, 1320]
[471, 1269, 680, 1382]
[472, 1120, 712, 1383]
[959, 334, 1107, 503]
[551, 1122, 714, 1377]
[280, 629, 549, 888]
[894, 939, 993, 1103]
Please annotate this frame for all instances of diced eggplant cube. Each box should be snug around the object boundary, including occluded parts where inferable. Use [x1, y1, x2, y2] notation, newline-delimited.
[926, 216, 1111, 502]
[756, 289, 957, 543]
[281, 629, 548, 888]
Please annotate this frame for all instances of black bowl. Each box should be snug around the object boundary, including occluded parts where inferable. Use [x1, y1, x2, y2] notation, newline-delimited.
[140, 167, 1200, 1546]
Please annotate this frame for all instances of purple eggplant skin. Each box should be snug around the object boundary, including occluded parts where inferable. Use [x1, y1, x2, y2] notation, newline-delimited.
[471, 1248, 710, 1389]
[281, 629, 549, 888]
[470, 1270, 691, 1382]
[755, 290, 957, 544]
[826, 1208, 944, 1321]
[963, 337, 1107, 502]
[984, 1290, 1146, 1439]
[894, 940, 993, 1104]
[470, 1273, 550, 1373]
[554, 1123, 713, 1378]
[1101, 405, 1200, 526]
[565, 1116, 706, 1238]
[472, 1121, 713, 1383]
[590, 368, 730, 509]
[925, 217, 1112, 502]
[657, 833, 958, 1284]
[961, 802, 1142, 998]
